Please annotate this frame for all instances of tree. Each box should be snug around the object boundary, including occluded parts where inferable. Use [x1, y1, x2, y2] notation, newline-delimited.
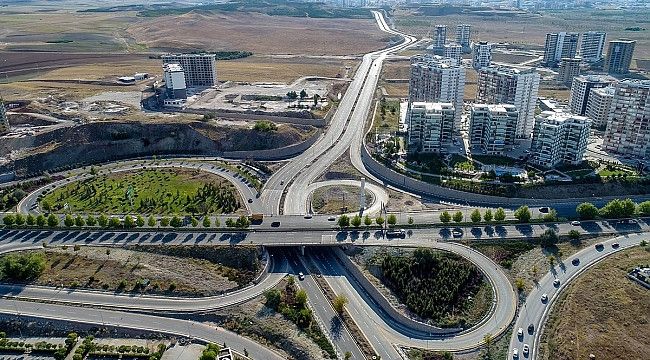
[15, 213, 25, 226]
[364, 215, 372, 227]
[170, 216, 182, 228]
[136, 215, 145, 227]
[313, 94, 320, 106]
[203, 216, 211, 228]
[351, 215, 362, 228]
[576, 202, 599, 220]
[543, 209, 558, 222]
[109, 217, 121, 228]
[539, 229, 558, 247]
[106, 248, 111, 259]
[483, 333, 493, 355]
[408, 216, 414, 225]
[97, 214, 108, 227]
[147, 215, 156, 227]
[514, 206, 531, 223]
[470, 209, 482, 223]
[548, 255, 556, 268]
[2, 214, 16, 227]
[86, 215, 96, 226]
[235, 215, 250, 228]
[26, 214, 36, 226]
[483, 209, 493, 223]
[387, 214, 397, 226]
[264, 289, 281, 310]
[494, 207, 506, 222]
[160, 217, 170, 227]
[74, 215, 85, 227]
[600, 198, 636, 219]
[191, 217, 199, 227]
[375, 216, 384, 226]
[568, 229, 581, 241]
[440, 211, 451, 223]
[337, 214, 350, 228]
[299, 89, 308, 99]
[123, 215, 135, 228]
[296, 289, 308, 307]
[638, 201, 650, 216]
[453, 211, 463, 223]
[36, 214, 46, 227]
[64, 214, 74, 227]
[42, 200, 52, 212]
[333, 294, 348, 315]
[514, 278, 525, 292]
[286, 91, 298, 99]
[344, 352, 352, 360]
[47, 214, 59, 227]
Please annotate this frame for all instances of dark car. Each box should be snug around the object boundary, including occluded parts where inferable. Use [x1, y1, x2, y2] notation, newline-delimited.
[271, 221, 281, 227]
[528, 324, 534, 334]
[612, 242, 620, 249]
[571, 258, 580, 266]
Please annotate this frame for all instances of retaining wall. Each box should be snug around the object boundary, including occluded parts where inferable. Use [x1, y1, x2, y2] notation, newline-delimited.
[223, 129, 321, 161]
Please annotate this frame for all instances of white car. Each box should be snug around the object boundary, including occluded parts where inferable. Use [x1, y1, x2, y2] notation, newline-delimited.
[513, 348, 519, 359]
[571, 220, 581, 226]
[522, 344, 529, 355]
[298, 272, 305, 280]
[541, 293, 548, 302]
[517, 327, 523, 338]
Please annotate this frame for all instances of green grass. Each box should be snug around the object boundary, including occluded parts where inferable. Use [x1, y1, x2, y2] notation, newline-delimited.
[598, 168, 635, 177]
[41, 168, 242, 215]
[472, 154, 520, 166]
[373, 99, 401, 134]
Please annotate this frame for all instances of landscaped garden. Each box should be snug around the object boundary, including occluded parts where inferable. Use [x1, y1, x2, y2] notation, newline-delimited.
[40, 168, 243, 215]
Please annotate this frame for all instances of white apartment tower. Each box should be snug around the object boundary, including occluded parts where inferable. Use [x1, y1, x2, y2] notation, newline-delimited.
[585, 86, 615, 129]
[543, 32, 580, 67]
[163, 63, 187, 99]
[476, 65, 540, 139]
[433, 25, 447, 50]
[580, 31, 606, 63]
[603, 80, 650, 158]
[470, 104, 518, 154]
[443, 43, 462, 63]
[409, 54, 465, 128]
[407, 102, 455, 153]
[530, 111, 591, 168]
[472, 41, 492, 70]
[456, 24, 471, 50]
[568, 75, 616, 116]
[161, 54, 217, 87]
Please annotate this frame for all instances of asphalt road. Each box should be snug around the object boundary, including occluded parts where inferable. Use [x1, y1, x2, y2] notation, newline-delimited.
[508, 232, 649, 360]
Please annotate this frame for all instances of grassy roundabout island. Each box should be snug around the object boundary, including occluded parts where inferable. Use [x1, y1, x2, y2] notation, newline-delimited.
[40, 168, 243, 215]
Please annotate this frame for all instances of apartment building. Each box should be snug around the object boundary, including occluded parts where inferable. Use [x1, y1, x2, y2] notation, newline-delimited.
[542, 32, 580, 67]
[407, 102, 455, 153]
[161, 53, 217, 87]
[580, 31, 606, 63]
[0, 99, 8, 135]
[530, 111, 591, 168]
[456, 24, 471, 50]
[568, 74, 616, 116]
[606, 39, 636, 75]
[472, 41, 492, 70]
[470, 104, 518, 154]
[603, 80, 650, 158]
[443, 43, 462, 63]
[163, 63, 187, 100]
[431, 25, 447, 53]
[585, 86, 615, 129]
[409, 54, 465, 127]
[557, 57, 581, 86]
[476, 65, 540, 139]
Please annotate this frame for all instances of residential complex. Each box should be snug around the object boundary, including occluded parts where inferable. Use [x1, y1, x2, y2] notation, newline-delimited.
[472, 41, 492, 69]
[407, 102, 455, 153]
[585, 86, 615, 129]
[603, 80, 650, 158]
[161, 53, 217, 87]
[542, 32, 580, 67]
[475, 65, 540, 139]
[557, 57, 581, 86]
[443, 43, 462, 63]
[470, 104, 518, 154]
[0, 99, 8, 135]
[432, 25, 447, 53]
[409, 54, 465, 127]
[530, 111, 591, 168]
[580, 31, 606, 63]
[568, 74, 616, 116]
[163, 63, 188, 100]
[456, 24, 472, 50]
[606, 39, 636, 75]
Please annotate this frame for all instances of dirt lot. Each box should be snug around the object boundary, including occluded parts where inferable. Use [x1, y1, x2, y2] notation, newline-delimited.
[538, 246, 650, 360]
[127, 11, 388, 56]
[5, 246, 261, 296]
[311, 185, 371, 214]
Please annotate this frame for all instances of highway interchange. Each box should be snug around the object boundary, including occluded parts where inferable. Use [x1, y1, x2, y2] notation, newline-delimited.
[1, 9, 649, 360]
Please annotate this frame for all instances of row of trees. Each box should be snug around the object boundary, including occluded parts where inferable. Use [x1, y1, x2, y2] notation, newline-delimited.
[576, 198, 650, 220]
[336, 214, 401, 228]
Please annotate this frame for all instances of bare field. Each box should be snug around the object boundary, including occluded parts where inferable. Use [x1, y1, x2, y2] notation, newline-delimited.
[538, 246, 650, 360]
[218, 56, 356, 83]
[127, 12, 388, 56]
[393, 8, 650, 59]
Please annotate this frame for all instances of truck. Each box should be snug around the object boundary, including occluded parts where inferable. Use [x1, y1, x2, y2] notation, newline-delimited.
[249, 213, 264, 224]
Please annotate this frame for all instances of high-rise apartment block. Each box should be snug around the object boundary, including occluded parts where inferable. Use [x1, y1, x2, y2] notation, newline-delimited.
[470, 104, 518, 154]
[530, 111, 591, 168]
[433, 25, 447, 51]
[161, 54, 217, 87]
[568, 74, 616, 116]
[542, 32, 580, 67]
[163, 63, 187, 99]
[0, 99, 8, 135]
[443, 43, 462, 63]
[407, 102, 455, 153]
[557, 57, 581, 86]
[580, 31, 606, 63]
[456, 24, 471, 50]
[603, 80, 650, 158]
[472, 41, 492, 69]
[409, 54, 465, 128]
[606, 39, 636, 75]
[476, 65, 540, 139]
[585, 86, 615, 129]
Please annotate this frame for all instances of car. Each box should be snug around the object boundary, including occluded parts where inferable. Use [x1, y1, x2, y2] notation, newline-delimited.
[247, 198, 253, 203]
[328, 216, 336, 221]
[452, 229, 463, 238]
[512, 348, 519, 359]
[522, 344, 529, 355]
[553, 279, 560, 287]
[271, 221, 281, 227]
[612, 242, 620, 249]
[386, 229, 406, 239]
[539, 207, 549, 213]
[304, 214, 313, 219]
[541, 293, 548, 302]
[517, 327, 523, 338]
[298, 272, 305, 280]
[571, 258, 580, 266]
[595, 243, 604, 250]
[280, 180, 284, 185]
[571, 220, 581, 226]
[528, 324, 534, 334]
